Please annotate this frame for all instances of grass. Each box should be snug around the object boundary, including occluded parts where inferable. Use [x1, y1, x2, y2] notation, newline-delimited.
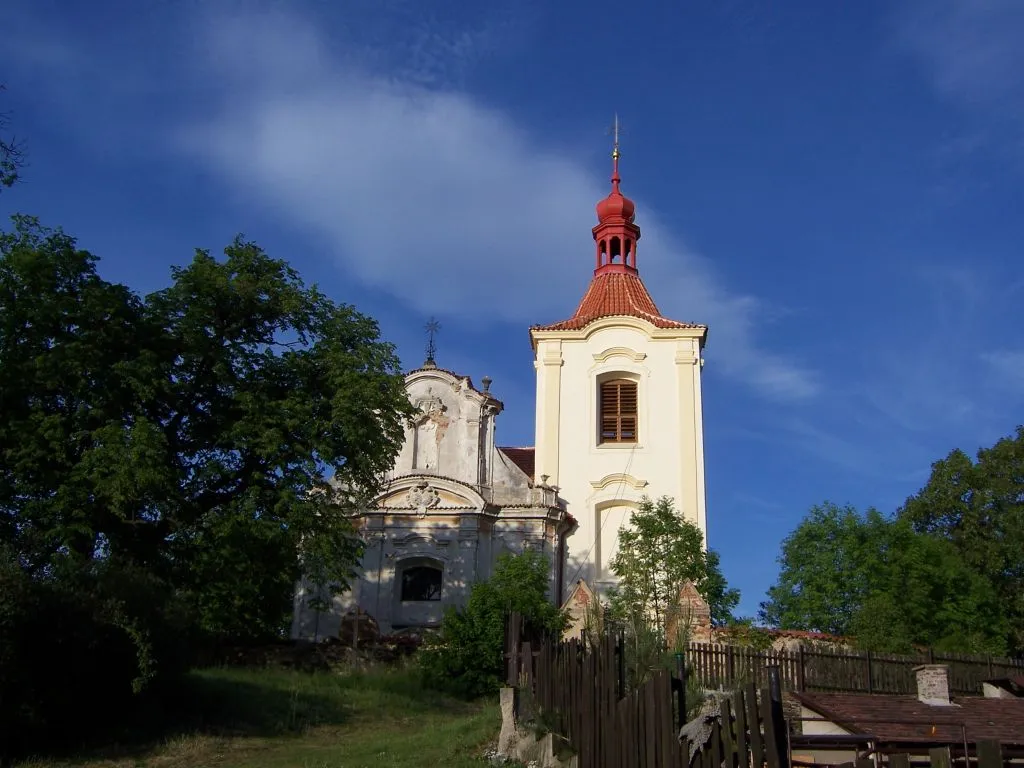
[13, 662, 501, 768]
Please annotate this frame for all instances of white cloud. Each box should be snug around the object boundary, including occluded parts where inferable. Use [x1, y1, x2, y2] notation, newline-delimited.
[982, 350, 1024, 389]
[174, 9, 818, 400]
[895, 0, 1024, 144]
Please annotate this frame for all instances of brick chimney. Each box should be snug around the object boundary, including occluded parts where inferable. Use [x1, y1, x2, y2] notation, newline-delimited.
[914, 665, 952, 706]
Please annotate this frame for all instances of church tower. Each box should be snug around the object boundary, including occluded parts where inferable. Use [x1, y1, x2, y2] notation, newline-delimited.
[530, 135, 709, 596]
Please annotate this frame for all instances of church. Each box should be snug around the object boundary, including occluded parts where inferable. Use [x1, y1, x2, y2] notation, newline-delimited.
[291, 142, 708, 639]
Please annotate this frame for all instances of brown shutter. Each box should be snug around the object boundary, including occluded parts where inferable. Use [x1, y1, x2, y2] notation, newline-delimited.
[599, 379, 638, 443]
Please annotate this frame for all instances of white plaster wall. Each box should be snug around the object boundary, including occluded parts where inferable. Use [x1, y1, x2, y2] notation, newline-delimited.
[798, 706, 856, 766]
[533, 319, 706, 596]
[390, 369, 498, 485]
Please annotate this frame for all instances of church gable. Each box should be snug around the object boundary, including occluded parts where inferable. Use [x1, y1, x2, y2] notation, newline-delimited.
[375, 476, 486, 511]
[390, 365, 503, 485]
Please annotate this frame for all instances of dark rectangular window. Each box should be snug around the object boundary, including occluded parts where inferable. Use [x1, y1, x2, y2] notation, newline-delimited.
[401, 565, 442, 601]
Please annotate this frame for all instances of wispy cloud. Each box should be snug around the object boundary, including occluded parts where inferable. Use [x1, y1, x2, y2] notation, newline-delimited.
[169, 8, 818, 400]
[895, 0, 1024, 158]
[982, 350, 1024, 389]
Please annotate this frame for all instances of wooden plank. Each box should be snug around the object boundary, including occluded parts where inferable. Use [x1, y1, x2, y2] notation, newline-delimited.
[889, 755, 910, 768]
[711, 719, 723, 768]
[977, 740, 1002, 768]
[855, 759, 873, 768]
[929, 746, 952, 768]
[732, 689, 750, 768]
[759, 686, 781, 768]
[745, 683, 765, 768]
[638, 683, 649, 768]
[720, 696, 735, 768]
[660, 672, 676, 768]
[646, 679, 659, 768]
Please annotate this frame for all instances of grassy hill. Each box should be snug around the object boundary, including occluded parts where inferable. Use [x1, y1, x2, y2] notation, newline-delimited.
[14, 663, 500, 768]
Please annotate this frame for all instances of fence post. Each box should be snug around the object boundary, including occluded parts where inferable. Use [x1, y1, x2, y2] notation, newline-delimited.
[767, 665, 790, 768]
[675, 650, 687, 729]
[617, 630, 625, 700]
[507, 631, 520, 687]
[866, 651, 873, 695]
[797, 646, 805, 692]
[768, 665, 782, 705]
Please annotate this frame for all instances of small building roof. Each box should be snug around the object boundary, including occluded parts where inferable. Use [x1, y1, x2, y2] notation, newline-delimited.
[795, 691, 1024, 746]
[498, 446, 535, 481]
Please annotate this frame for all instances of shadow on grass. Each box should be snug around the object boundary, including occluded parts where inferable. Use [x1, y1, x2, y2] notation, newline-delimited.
[14, 662, 476, 765]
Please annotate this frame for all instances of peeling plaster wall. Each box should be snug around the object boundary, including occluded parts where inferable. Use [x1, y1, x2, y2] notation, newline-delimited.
[292, 367, 570, 640]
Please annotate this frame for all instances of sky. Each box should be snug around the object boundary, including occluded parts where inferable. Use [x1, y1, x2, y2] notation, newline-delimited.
[2, 0, 1023, 618]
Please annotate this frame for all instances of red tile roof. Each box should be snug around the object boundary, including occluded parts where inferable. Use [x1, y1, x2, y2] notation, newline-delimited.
[530, 271, 705, 332]
[795, 691, 1024, 745]
[499, 446, 535, 481]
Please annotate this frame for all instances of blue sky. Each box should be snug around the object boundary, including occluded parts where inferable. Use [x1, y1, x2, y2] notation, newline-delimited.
[3, 0, 1023, 618]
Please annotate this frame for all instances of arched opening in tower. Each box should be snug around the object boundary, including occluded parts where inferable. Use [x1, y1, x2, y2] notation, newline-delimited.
[609, 236, 622, 263]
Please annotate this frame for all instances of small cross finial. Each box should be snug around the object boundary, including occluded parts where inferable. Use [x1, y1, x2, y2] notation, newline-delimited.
[424, 317, 441, 367]
[607, 114, 623, 190]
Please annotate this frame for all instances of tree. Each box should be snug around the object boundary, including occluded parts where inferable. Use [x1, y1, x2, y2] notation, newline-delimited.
[419, 549, 566, 699]
[1, 85, 26, 190]
[899, 426, 1024, 653]
[759, 503, 879, 636]
[0, 216, 413, 641]
[760, 502, 1009, 654]
[608, 496, 739, 644]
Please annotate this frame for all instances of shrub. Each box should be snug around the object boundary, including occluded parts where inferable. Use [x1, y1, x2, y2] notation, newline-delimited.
[0, 552, 194, 759]
[419, 550, 567, 698]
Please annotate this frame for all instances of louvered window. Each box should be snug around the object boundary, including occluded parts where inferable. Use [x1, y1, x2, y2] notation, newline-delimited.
[599, 379, 638, 444]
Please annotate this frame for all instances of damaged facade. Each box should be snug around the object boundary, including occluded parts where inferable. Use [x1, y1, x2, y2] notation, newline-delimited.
[292, 363, 575, 637]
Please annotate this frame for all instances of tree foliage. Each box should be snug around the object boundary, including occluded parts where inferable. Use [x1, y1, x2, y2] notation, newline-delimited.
[0, 85, 25, 190]
[760, 501, 1009, 654]
[0, 215, 412, 756]
[899, 426, 1024, 652]
[608, 496, 739, 642]
[419, 550, 567, 699]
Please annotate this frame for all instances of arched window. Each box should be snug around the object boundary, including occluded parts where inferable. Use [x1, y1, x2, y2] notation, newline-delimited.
[599, 379, 638, 444]
[400, 564, 443, 601]
[610, 236, 622, 263]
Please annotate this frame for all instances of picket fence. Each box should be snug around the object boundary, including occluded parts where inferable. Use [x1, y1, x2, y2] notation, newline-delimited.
[685, 642, 1024, 696]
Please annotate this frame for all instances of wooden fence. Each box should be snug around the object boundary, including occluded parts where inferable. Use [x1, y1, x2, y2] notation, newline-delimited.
[686, 642, 1024, 696]
[505, 612, 790, 768]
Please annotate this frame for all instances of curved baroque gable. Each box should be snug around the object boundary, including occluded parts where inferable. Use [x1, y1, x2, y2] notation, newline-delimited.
[374, 474, 487, 511]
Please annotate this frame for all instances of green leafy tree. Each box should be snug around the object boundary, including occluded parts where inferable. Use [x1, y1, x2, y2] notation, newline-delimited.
[899, 426, 1024, 652]
[1, 216, 413, 642]
[0, 85, 25, 190]
[761, 502, 1009, 654]
[759, 502, 879, 636]
[420, 550, 567, 699]
[607, 496, 739, 645]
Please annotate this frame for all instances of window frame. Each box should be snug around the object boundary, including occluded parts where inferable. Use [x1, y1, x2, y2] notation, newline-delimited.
[399, 563, 443, 602]
[598, 377, 639, 445]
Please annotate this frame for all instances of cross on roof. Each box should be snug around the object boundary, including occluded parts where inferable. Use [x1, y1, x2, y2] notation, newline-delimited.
[424, 317, 441, 366]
